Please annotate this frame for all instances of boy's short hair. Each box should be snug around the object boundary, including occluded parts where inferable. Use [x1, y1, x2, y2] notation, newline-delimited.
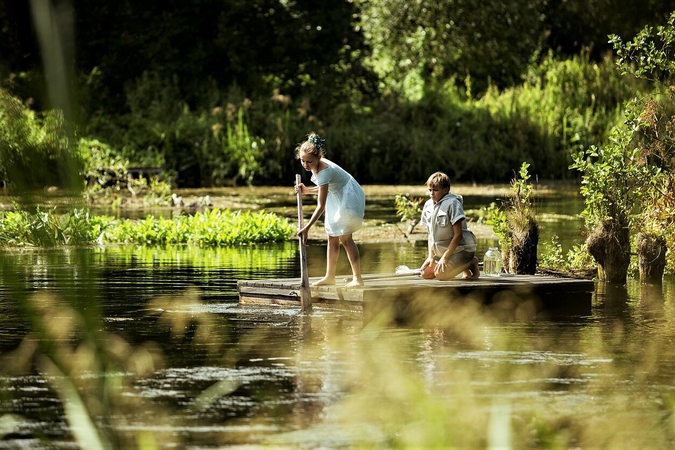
[426, 172, 451, 190]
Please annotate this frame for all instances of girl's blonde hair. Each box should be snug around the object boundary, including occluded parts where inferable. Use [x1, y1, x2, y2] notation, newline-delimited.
[426, 172, 451, 190]
[295, 132, 326, 159]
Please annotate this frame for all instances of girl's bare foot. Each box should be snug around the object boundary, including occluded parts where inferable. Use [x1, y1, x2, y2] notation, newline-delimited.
[311, 277, 335, 286]
[345, 278, 364, 288]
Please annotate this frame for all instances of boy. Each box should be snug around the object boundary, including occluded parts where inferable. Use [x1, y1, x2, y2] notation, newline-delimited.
[420, 172, 480, 280]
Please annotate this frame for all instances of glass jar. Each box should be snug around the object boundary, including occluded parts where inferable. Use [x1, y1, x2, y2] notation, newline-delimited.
[483, 247, 502, 277]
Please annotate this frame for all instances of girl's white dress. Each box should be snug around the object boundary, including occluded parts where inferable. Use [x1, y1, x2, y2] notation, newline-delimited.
[311, 158, 365, 236]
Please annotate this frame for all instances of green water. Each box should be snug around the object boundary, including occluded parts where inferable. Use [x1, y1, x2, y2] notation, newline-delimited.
[2, 187, 674, 449]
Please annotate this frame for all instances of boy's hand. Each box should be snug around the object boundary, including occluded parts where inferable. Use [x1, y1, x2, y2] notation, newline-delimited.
[434, 257, 448, 274]
[421, 257, 433, 271]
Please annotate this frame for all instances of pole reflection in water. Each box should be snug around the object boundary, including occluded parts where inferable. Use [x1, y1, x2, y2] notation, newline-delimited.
[2, 245, 675, 448]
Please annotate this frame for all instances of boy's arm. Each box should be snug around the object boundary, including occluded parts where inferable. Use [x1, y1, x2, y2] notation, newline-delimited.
[436, 220, 464, 270]
[421, 238, 434, 271]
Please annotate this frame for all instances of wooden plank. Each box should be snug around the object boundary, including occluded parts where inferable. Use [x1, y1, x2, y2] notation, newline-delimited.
[239, 295, 300, 307]
[237, 273, 595, 318]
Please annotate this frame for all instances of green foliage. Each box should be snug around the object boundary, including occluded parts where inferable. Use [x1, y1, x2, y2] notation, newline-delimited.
[394, 193, 424, 233]
[4, 0, 674, 189]
[570, 101, 658, 230]
[605, 12, 675, 275]
[79, 137, 173, 206]
[610, 12, 675, 81]
[0, 87, 82, 191]
[212, 107, 264, 186]
[485, 202, 510, 249]
[0, 205, 111, 247]
[487, 162, 538, 251]
[322, 52, 636, 185]
[104, 209, 295, 246]
[93, 73, 269, 187]
[0, 206, 294, 248]
[539, 234, 595, 270]
[74, 48, 638, 188]
[80, 138, 128, 188]
[356, 0, 548, 96]
[2, 4, 652, 188]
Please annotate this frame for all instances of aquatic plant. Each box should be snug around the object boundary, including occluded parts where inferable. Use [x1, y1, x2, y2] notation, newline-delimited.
[538, 234, 595, 273]
[394, 193, 424, 234]
[105, 209, 295, 246]
[0, 206, 295, 247]
[0, 205, 111, 247]
[486, 162, 540, 274]
[608, 13, 675, 280]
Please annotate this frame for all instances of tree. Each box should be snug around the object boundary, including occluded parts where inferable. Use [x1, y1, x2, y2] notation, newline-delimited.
[356, 0, 548, 98]
[570, 105, 657, 282]
[608, 12, 675, 280]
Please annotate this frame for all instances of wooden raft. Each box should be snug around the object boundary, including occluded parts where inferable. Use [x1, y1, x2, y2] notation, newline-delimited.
[237, 272, 595, 318]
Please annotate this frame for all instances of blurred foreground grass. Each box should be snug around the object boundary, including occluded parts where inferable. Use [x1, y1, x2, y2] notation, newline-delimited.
[2, 251, 675, 450]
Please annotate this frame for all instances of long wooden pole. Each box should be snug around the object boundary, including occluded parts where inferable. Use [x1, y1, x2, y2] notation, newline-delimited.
[343, 270, 421, 282]
[296, 174, 312, 312]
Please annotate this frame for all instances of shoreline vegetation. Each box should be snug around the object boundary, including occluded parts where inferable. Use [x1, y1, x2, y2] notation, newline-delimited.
[1, 182, 599, 279]
[3, 7, 675, 285]
[0, 182, 566, 247]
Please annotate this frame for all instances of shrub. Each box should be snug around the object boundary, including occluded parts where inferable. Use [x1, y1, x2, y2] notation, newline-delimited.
[0, 87, 82, 191]
[79, 138, 173, 207]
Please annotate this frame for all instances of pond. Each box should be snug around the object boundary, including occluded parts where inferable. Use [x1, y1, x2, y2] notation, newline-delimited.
[1, 185, 675, 449]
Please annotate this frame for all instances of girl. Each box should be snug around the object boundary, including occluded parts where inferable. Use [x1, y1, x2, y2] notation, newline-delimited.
[294, 132, 365, 287]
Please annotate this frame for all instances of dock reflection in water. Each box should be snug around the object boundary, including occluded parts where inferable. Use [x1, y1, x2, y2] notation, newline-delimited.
[1, 243, 675, 449]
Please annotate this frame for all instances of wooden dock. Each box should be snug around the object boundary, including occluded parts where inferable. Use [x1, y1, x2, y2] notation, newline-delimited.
[237, 272, 596, 320]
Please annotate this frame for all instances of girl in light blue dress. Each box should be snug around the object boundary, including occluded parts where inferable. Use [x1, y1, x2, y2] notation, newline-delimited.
[294, 132, 365, 287]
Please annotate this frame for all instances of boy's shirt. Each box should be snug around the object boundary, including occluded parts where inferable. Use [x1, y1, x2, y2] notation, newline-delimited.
[421, 193, 477, 257]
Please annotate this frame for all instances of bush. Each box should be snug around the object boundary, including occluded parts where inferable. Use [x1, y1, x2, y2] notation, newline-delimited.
[82, 53, 646, 187]
[0, 87, 82, 191]
[79, 138, 173, 207]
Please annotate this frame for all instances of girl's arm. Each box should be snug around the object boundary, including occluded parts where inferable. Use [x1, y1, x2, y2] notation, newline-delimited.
[297, 183, 320, 195]
[298, 184, 328, 242]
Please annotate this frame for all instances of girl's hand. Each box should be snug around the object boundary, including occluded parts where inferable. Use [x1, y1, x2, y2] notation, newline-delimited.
[295, 183, 305, 194]
[297, 226, 309, 244]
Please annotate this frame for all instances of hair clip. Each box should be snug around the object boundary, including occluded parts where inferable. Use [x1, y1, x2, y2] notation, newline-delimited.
[308, 134, 326, 150]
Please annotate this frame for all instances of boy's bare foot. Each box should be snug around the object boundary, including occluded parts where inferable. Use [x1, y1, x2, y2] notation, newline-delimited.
[311, 277, 335, 286]
[462, 257, 481, 279]
[345, 279, 364, 288]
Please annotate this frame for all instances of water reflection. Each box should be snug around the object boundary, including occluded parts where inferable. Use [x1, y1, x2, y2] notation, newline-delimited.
[3, 243, 675, 447]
